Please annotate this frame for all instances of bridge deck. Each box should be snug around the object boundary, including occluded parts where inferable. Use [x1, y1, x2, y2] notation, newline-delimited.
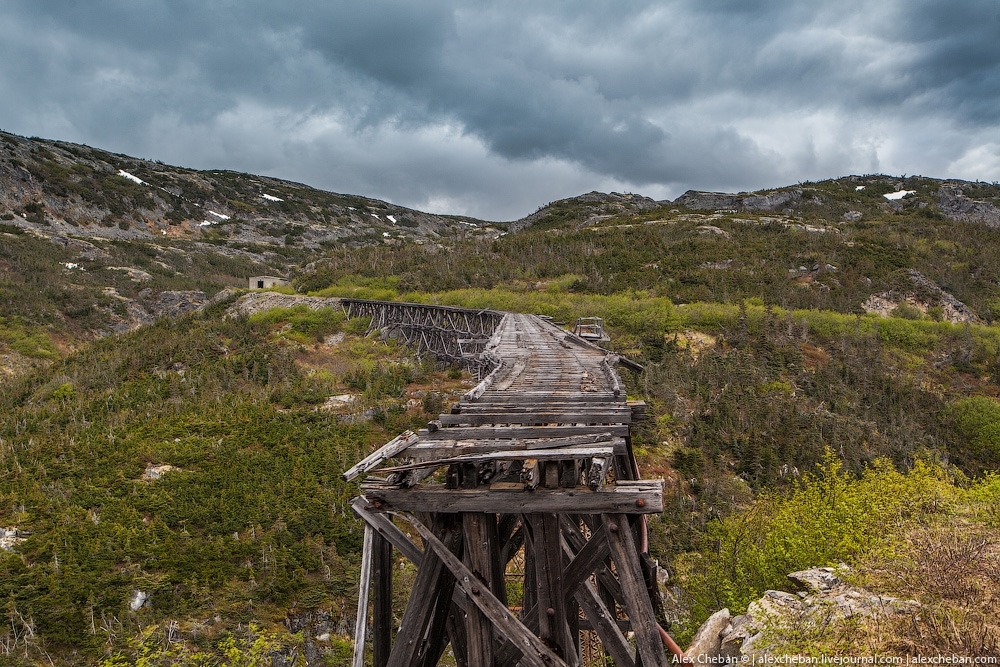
[346, 311, 659, 514]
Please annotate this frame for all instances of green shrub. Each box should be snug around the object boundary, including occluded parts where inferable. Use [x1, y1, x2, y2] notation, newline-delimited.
[948, 396, 1000, 456]
[672, 454, 959, 642]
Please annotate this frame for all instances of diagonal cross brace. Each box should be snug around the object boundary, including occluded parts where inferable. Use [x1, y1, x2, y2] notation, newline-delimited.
[392, 511, 570, 667]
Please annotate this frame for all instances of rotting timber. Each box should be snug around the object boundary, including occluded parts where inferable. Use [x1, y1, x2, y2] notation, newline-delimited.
[342, 300, 675, 667]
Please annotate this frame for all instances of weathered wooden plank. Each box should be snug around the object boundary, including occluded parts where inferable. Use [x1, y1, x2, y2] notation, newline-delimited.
[396, 512, 570, 667]
[474, 393, 620, 403]
[378, 445, 617, 474]
[419, 424, 630, 441]
[459, 403, 625, 414]
[363, 482, 663, 514]
[604, 513, 669, 667]
[438, 411, 630, 426]
[343, 431, 419, 481]
[372, 532, 393, 667]
[404, 433, 621, 459]
[352, 524, 374, 667]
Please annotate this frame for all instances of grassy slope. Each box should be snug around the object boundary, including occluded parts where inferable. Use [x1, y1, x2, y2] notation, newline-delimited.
[3, 173, 1000, 660]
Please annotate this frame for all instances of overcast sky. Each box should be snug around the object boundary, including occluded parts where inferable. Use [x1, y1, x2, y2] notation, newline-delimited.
[1, 1, 998, 220]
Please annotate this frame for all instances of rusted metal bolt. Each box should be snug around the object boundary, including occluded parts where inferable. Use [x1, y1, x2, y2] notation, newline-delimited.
[471, 586, 480, 595]
[636, 498, 646, 508]
[546, 607, 556, 617]
[608, 523, 619, 533]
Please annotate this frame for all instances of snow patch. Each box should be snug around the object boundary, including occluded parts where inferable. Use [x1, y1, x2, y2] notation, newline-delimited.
[62, 262, 79, 270]
[386, 215, 396, 224]
[262, 193, 283, 202]
[371, 213, 380, 220]
[198, 221, 214, 227]
[855, 186, 865, 191]
[117, 169, 146, 185]
[883, 190, 916, 201]
[382, 231, 390, 237]
[208, 211, 230, 220]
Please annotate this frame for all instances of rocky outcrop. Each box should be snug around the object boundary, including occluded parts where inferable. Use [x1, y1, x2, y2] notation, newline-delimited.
[861, 269, 980, 324]
[225, 291, 341, 318]
[938, 185, 1000, 226]
[673, 189, 802, 212]
[510, 191, 661, 232]
[686, 567, 918, 660]
[284, 609, 352, 666]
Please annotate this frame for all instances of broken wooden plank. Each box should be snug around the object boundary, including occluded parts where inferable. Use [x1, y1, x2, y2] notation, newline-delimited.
[343, 431, 420, 481]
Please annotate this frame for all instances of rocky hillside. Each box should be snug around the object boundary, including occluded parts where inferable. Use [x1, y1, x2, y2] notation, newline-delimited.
[0, 130, 500, 248]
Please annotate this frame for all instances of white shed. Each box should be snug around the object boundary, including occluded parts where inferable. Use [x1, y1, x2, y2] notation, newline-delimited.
[249, 276, 289, 289]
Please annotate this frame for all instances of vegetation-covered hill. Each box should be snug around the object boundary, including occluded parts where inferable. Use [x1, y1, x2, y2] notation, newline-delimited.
[3, 129, 1000, 661]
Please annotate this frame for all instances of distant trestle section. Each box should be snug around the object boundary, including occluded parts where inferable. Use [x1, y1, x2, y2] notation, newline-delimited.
[342, 298, 504, 373]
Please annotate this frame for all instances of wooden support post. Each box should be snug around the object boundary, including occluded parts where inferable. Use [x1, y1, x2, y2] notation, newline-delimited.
[529, 514, 578, 666]
[521, 515, 537, 629]
[372, 531, 393, 667]
[463, 514, 495, 667]
[352, 524, 374, 667]
[604, 514, 669, 667]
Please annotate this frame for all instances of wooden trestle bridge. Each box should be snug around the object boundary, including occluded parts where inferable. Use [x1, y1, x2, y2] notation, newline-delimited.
[343, 300, 680, 667]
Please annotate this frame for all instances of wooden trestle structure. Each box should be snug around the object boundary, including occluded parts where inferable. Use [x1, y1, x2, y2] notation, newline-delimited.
[343, 301, 675, 667]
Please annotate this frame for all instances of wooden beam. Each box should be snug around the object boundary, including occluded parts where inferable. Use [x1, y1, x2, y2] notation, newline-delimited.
[385, 519, 461, 667]
[437, 411, 630, 426]
[530, 514, 578, 666]
[463, 514, 495, 667]
[352, 524, 374, 667]
[372, 532, 393, 667]
[604, 513, 670, 667]
[419, 424, 630, 441]
[574, 580, 636, 667]
[377, 445, 618, 474]
[561, 524, 610, 596]
[404, 433, 622, 460]
[362, 482, 664, 514]
[395, 512, 570, 667]
[343, 431, 419, 481]
[351, 496, 423, 565]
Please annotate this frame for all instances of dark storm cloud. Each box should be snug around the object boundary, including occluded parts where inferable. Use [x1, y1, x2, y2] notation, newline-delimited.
[0, 0, 997, 219]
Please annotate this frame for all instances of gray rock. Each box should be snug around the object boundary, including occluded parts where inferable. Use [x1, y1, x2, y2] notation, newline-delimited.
[686, 608, 731, 659]
[843, 210, 863, 222]
[788, 566, 842, 593]
[938, 185, 1000, 226]
[674, 189, 802, 212]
